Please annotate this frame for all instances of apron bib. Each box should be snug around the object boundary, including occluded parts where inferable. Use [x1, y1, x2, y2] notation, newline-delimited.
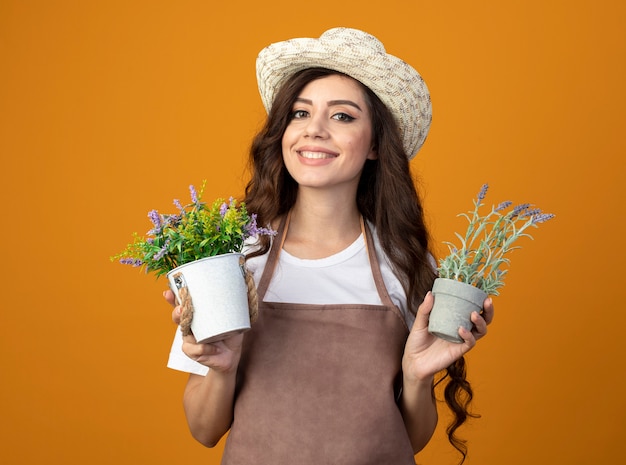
[222, 215, 415, 465]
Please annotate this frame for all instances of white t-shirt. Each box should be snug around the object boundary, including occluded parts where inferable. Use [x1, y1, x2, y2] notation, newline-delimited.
[167, 225, 417, 376]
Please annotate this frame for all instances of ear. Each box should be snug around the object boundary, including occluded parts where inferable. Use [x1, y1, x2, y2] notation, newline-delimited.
[367, 146, 378, 160]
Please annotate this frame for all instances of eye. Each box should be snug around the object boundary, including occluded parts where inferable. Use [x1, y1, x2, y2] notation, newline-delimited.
[290, 109, 309, 120]
[332, 112, 355, 122]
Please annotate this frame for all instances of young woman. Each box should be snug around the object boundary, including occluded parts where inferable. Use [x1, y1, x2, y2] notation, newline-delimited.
[166, 28, 494, 464]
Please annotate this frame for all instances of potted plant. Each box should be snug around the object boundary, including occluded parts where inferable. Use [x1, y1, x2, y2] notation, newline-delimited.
[111, 181, 275, 343]
[428, 183, 555, 343]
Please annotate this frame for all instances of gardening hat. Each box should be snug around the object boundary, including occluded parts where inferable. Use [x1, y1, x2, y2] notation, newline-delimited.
[256, 27, 432, 159]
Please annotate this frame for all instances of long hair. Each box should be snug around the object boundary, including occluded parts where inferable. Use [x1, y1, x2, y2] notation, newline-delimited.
[244, 67, 475, 461]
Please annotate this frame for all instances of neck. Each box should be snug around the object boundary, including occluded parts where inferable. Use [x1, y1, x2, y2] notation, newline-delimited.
[283, 187, 363, 259]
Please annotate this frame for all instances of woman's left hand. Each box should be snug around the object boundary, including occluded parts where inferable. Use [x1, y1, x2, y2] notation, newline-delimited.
[402, 291, 494, 382]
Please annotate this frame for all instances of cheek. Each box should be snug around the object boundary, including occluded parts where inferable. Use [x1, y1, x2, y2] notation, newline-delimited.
[281, 140, 292, 165]
[281, 131, 297, 172]
[347, 133, 374, 159]
[281, 126, 297, 152]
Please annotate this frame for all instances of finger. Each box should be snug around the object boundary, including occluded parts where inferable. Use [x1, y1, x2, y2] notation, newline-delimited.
[172, 305, 182, 325]
[482, 297, 495, 325]
[182, 332, 199, 346]
[470, 311, 488, 339]
[183, 340, 220, 360]
[458, 325, 477, 348]
[163, 289, 176, 307]
[413, 291, 434, 330]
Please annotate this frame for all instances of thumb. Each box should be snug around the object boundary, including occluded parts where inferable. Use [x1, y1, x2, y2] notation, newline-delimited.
[413, 291, 434, 330]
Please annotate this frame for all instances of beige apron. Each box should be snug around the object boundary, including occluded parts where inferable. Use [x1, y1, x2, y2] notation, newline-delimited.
[222, 215, 416, 464]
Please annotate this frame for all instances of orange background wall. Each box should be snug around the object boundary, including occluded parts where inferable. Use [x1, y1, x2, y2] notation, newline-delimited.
[1, 1, 624, 464]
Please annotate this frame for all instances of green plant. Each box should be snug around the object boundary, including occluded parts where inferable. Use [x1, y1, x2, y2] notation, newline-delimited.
[111, 181, 275, 278]
[437, 183, 554, 295]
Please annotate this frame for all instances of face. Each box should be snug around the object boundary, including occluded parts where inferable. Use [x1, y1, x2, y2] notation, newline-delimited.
[281, 74, 377, 195]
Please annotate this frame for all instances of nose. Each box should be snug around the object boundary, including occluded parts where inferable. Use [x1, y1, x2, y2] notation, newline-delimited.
[303, 113, 329, 139]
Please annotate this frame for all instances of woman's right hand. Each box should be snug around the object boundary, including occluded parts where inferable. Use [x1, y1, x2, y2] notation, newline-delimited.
[164, 289, 243, 374]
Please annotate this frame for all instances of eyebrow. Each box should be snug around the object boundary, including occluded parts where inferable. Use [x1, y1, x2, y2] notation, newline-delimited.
[295, 98, 363, 112]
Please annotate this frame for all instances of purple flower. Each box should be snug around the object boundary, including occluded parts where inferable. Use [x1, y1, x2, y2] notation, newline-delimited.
[256, 226, 277, 237]
[147, 210, 163, 235]
[163, 213, 181, 226]
[244, 213, 258, 236]
[189, 185, 198, 204]
[173, 199, 184, 213]
[532, 213, 555, 224]
[477, 183, 489, 201]
[495, 201, 513, 212]
[244, 213, 276, 238]
[520, 208, 541, 218]
[512, 203, 531, 216]
[219, 202, 228, 217]
[148, 210, 161, 229]
[153, 239, 170, 261]
[120, 258, 143, 267]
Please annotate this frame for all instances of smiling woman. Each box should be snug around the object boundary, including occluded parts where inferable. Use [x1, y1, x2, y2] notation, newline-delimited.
[165, 28, 494, 464]
[2, 1, 624, 464]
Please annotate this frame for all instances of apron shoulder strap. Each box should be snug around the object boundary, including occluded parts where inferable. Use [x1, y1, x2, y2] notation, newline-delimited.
[362, 219, 397, 309]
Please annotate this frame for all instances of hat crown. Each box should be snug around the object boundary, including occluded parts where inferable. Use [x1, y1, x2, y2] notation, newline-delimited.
[320, 28, 386, 54]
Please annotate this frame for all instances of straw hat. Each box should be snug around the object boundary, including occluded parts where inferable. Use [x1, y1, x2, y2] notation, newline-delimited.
[256, 27, 432, 159]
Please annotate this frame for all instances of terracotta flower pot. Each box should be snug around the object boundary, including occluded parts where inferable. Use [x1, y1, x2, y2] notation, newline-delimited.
[166, 253, 250, 343]
[428, 278, 487, 343]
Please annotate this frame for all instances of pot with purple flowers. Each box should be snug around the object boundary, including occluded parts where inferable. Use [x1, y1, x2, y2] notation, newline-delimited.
[429, 183, 555, 343]
[112, 181, 275, 343]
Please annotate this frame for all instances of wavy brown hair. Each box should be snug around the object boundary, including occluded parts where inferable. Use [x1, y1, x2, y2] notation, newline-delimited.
[244, 67, 476, 462]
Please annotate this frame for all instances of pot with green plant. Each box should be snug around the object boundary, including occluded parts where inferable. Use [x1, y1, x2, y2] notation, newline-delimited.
[429, 183, 554, 343]
[111, 181, 275, 343]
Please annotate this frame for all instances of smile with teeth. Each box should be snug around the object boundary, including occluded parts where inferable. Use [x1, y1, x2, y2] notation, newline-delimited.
[298, 151, 337, 159]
